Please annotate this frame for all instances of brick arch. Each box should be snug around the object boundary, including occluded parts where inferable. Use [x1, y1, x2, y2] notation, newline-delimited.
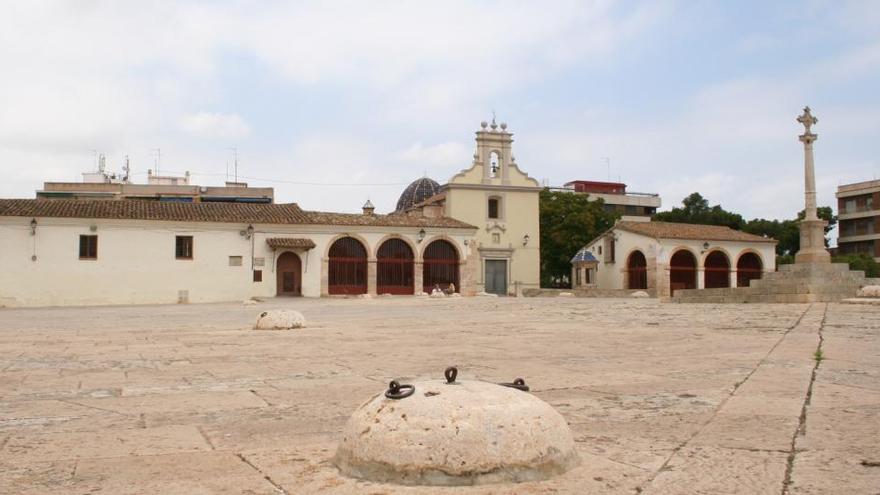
[703, 249, 731, 289]
[375, 236, 416, 295]
[625, 249, 648, 290]
[421, 237, 461, 293]
[736, 250, 764, 288]
[326, 235, 369, 295]
[669, 247, 698, 295]
[372, 234, 418, 261]
[323, 233, 373, 261]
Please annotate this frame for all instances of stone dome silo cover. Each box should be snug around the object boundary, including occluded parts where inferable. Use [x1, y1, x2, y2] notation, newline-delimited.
[334, 370, 580, 486]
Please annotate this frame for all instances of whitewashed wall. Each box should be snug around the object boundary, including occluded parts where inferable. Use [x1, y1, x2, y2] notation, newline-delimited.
[0, 217, 473, 307]
[584, 230, 777, 292]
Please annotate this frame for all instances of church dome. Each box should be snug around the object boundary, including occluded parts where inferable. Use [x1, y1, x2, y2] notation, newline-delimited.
[395, 177, 441, 212]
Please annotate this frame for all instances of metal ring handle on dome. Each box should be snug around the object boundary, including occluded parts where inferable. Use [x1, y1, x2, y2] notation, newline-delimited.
[444, 366, 458, 384]
[499, 378, 530, 392]
[385, 380, 415, 399]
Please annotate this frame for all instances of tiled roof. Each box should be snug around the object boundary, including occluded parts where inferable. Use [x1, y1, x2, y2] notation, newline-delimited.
[266, 238, 316, 249]
[616, 221, 777, 243]
[570, 248, 598, 263]
[408, 192, 447, 210]
[302, 210, 474, 229]
[0, 199, 477, 229]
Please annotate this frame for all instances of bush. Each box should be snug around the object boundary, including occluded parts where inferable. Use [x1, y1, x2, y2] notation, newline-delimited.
[832, 253, 880, 278]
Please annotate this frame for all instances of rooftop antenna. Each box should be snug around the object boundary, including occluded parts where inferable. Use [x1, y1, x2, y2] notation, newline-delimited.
[122, 155, 131, 183]
[602, 157, 611, 181]
[227, 147, 238, 183]
[152, 148, 161, 176]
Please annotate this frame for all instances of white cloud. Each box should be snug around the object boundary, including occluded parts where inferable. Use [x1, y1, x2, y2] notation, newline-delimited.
[179, 112, 251, 139]
[394, 142, 470, 169]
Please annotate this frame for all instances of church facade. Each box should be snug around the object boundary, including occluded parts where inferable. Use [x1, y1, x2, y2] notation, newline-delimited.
[399, 120, 542, 295]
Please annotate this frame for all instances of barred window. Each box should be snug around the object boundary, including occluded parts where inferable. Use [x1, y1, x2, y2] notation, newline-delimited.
[175, 236, 193, 259]
[79, 235, 98, 259]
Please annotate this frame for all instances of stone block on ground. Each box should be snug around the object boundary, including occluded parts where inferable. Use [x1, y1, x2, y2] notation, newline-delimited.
[631, 291, 650, 298]
[856, 285, 880, 298]
[254, 310, 306, 330]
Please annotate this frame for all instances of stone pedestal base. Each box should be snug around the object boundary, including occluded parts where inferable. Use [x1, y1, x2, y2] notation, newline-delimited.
[795, 218, 831, 264]
[671, 262, 866, 303]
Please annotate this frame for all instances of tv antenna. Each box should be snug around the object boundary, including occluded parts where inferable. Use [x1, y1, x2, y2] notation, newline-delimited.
[602, 157, 611, 181]
[227, 148, 238, 183]
[152, 148, 162, 176]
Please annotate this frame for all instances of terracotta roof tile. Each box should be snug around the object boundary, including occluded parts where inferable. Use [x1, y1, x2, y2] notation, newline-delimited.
[0, 199, 477, 229]
[616, 221, 777, 243]
[302, 209, 474, 229]
[266, 238, 316, 249]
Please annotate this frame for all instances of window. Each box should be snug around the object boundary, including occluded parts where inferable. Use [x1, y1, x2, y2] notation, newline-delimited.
[488, 198, 500, 219]
[229, 256, 243, 266]
[79, 235, 98, 259]
[175, 236, 193, 259]
[845, 199, 856, 213]
[575, 268, 581, 286]
[253, 270, 262, 282]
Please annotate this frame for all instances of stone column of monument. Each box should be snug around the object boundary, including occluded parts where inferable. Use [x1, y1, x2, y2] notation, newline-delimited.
[794, 106, 831, 264]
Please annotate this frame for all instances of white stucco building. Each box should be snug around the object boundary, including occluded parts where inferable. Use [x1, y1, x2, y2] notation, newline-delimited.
[1, 119, 543, 307]
[0, 200, 477, 307]
[572, 220, 777, 298]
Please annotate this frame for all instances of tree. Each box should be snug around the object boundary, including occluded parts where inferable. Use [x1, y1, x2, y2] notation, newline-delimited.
[745, 207, 837, 257]
[832, 253, 880, 278]
[539, 189, 618, 288]
[656, 193, 837, 260]
[653, 192, 745, 230]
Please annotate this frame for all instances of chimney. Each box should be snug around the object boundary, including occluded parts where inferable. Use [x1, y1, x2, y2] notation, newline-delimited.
[362, 199, 375, 216]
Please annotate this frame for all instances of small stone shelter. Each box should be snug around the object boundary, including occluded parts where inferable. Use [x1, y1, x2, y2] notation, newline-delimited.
[573, 220, 777, 298]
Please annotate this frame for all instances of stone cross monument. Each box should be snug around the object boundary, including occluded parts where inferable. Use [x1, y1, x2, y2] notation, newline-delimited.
[794, 106, 831, 264]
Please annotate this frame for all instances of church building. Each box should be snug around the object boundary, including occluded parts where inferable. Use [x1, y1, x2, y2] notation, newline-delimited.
[397, 119, 542, 296]
[0, 119, 541, 307]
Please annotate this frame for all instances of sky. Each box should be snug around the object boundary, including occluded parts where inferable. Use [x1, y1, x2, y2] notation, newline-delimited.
[2, 1, 879, 244]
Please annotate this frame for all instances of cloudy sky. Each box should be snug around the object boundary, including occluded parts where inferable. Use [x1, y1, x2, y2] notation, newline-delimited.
[2, 1, 878, 242]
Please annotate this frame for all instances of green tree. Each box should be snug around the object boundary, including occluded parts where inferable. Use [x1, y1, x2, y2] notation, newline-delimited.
[653, 192, 745, 230]
[745, 206, 837, 257]
[656, 193, 837, 261]
[539, 188, 618, 288]
[832, 253, 880, 278]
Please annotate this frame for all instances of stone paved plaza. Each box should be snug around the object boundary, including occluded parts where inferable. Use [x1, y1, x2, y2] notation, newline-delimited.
[1, 297, 878, 494]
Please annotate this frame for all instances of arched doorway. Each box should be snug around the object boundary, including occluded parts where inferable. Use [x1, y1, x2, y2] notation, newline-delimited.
[377, 238, 414, 295]
[423, 239, 459, 293]
[670, 250, 697, 294]
[627, 250, 648, 290]
[704, 250, 731, 289]
[276, 252, 302, 296]
[328, 237, 368, 295]
[737, 252, 763, 287]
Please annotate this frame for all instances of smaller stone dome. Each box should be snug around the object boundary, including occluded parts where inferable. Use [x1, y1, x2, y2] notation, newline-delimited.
[395, 177, 441, 212]
[334, 373, 579, 486]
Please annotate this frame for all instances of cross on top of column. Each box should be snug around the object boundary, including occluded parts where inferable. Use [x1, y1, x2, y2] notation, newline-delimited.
[797, 106, 818, 135]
